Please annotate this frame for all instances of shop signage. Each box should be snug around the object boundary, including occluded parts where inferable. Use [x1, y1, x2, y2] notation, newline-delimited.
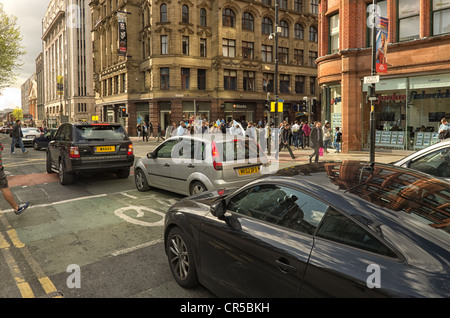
[408, 89, 450, 102]
[233, 104, 247, 109]
[118, 21, 127, 55]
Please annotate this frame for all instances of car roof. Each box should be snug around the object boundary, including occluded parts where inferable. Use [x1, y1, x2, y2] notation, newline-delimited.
[394, 139, 450, 165]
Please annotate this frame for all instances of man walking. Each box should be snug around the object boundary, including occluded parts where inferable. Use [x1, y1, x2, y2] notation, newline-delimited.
[0, 141, 29, 215]
[10, 119, 28, 154]
[279, 123, 295, 160]
[309, 121, 324, 163]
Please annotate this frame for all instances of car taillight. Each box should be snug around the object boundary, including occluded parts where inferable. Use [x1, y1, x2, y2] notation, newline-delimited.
[127, 144, 133, 155]
[211, 141, 222, 171]
[69, 146, 80, 158]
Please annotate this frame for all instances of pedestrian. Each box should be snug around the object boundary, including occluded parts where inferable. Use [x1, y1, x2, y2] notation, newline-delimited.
[157, 122, 164, 142]
[302, 121, 311, 148]
[142, 122, 148, 142]
[291, 121, 300, 149]
[322, 122, 332, 153]
[279, 123, 295, 159]
[438, 118, 450, 140]
[137, 124, 141, 138]
[148, 122, 153, 140]
[10, 119, 28, 154]
[177, 121, 186, 136]
[309, 121, 324, 163]
[334, 127, 342, 153]
[0, 141, 29, 215]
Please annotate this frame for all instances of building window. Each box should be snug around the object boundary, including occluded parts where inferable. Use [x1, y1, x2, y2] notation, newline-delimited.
[224, 69, 237, 90]
[242, 12, 254, 31]
[280, 74, 290, 93]
[279, 47, 289, 64]
[398, 0, 420, 41]
[263, 73, 274, 93]
[329, 14, 339, 54]
[262, 0, 272, 5]
[294, 0, 303, 12]
[222, 8, 235, 28]
[262, 17, 273, 35]
[161, 35, 168, 55]
[160, 4, 167, 22]
[242, 41, 254, 60]
[295, 23, 304, 39]
[200, 38, 207, 57]
[182, 5, 189, 24]
[433, 0, 450, 35]
[310, 76, 316, 95]
[222, 38, 236, 57]
[198, 69, 206, 90]
[309, 26, 318, 42]
[280, 20, 289, 37]
[294, 49, 303, 65]
[160, 67, 169, 90]
[310, 0, 319, 14]
[262, 44, 273, 62]
[309, 51, 317, 66]
[280, 0, 287, 10]
[182, 36, 189, 55]
[181, 68, 190, 89]
[243, 71, 255, 92]
[200, 8, 207, 27]
[295, 75, 305, 94]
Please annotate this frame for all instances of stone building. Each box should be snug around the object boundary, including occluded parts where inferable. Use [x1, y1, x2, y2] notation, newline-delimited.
[90, 0, 319, 136]
[317, 0, 450, 152]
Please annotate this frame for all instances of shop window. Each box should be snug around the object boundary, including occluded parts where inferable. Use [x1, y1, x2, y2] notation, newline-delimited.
[224, 69, 237, 91]
[242, 12, 254, 31]
[433, 0, 450, 36]
[329, 14, 339, 54]
[398, 0, 420, 42]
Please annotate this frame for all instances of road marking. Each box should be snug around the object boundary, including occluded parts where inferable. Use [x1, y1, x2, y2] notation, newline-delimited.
[7, 229, 25, 248]
[114, 206, 165, 227]
[121, 192, 138, 200]
[111, 238, 163, 257]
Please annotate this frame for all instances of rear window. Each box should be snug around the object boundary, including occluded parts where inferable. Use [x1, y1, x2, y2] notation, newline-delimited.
[216, 139, 259, 162]
[76, 125, 127, 141]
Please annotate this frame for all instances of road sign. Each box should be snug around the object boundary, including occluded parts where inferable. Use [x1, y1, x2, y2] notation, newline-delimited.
[364, 76, 380, 84]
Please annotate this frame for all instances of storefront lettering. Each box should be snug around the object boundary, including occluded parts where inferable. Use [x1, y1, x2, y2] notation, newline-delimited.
[331, 97, 341, 105]
[233, 104, 247, 109]
[375, 92, 406, 105]
[408, 89, 450, 103]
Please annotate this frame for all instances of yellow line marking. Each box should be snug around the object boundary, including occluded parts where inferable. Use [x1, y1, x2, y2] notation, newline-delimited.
[7, 229, 25, 248]
[15, 278, 35, 298]
[39, 277, 62, 298]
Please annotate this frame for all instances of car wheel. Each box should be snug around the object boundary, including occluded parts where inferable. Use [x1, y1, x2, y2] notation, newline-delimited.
[116, 168, 130, 179]
[135, 168, 150, 191]
[166, 227, 199, 288]
[46, 152, 53, 174]
[33, 141, 40, 151]
[59, 159, 74, 185]
[189, 181, 207, 195]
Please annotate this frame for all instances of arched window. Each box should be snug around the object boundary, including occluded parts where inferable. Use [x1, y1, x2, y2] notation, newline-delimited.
[280, 20, 289, 37]
[222, 8, 235, 27]
[200, 8, 207, 26]
[309, 26, 318, 42]
[160, 4, 167, 22]
[262, 17, 273, 34]
[295, 23, 304, 39]
[242, 12, 254, 31]
[182, 5, 189, 24]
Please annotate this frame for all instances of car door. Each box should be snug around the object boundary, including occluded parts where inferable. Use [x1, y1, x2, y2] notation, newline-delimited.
[48, 124, 69, 169]
[169, 137, 195, 194]
[146, 139, 179, 190]
[199, 183, 328, 297]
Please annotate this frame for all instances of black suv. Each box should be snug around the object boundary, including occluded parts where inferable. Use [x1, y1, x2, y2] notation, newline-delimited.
[46, 122, 134, 185]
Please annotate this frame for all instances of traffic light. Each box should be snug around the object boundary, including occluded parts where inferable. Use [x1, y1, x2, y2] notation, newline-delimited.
[119, 107, 128, 117]
[312, 99, 318, 113]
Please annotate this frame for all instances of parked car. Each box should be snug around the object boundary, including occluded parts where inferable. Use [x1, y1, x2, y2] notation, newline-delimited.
[134, 135, 269, 196]
[0, 126, 10, 134]
[46, 122, 134, 185]
[164, 161, 450, 297]
[393, 138, 450, 182]
[20, 127, 42, 147]
[33, 128, 57, 150]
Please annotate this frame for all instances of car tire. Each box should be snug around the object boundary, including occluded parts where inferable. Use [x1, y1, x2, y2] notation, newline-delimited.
[33, 141, 40, 151]
[116, 168, 130, 179]
[46, 152, 53, 174]
[135, 168, 150, 191]
[189, 181, 207, 195]
[166, 227, 199, 289]
[59, 159, 74, 185]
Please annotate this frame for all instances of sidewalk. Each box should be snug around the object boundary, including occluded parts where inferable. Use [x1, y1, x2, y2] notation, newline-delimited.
[130, 136, 413, 165]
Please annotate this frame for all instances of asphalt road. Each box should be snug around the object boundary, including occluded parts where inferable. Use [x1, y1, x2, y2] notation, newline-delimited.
[0, 134, 212, 299]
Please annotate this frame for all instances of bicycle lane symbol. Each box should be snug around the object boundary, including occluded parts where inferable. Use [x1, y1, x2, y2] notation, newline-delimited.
[114, 206, 165, 227]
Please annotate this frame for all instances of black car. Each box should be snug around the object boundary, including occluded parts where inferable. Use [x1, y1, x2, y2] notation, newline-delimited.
[46, 122, 134, 185]
[164, 161, 450, 297]
[33, 128, 57, 150]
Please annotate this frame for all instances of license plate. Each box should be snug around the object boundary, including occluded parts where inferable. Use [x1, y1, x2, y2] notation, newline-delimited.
[26, 135, 34, 138]
[238, 166, 259, 176]
[95, 146, 115, 153]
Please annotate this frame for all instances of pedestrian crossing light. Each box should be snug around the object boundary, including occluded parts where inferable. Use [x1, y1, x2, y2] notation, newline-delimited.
[119, 107, 128, 117]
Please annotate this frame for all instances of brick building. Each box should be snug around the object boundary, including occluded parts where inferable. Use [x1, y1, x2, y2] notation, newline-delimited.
[317, 0, 450, 152]
[90, 0, 320, 136]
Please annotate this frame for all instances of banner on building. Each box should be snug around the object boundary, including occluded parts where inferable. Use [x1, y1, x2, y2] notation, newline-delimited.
[376, 17, 389, 73]
[118, 21, 127, 55]
[57, 76, 64, 96]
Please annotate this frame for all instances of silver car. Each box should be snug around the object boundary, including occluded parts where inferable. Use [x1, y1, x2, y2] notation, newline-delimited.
[20, 127, 43, 146]
[134, 135, 270, 196]
[393, 138, 450, 182]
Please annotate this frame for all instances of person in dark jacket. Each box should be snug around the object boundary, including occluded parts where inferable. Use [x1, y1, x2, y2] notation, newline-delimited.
[10, 119, 28, 154]
[279, 123, 295, 159]
[309, 121, 324, 163]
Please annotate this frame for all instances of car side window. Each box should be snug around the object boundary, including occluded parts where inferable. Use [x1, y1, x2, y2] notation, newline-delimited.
[316, 208, 397, 257]
[228, 184, 328, 235]
[155, 140, 178, 158]
[54, 127, 64, 141]
[409, 147, 450, 178]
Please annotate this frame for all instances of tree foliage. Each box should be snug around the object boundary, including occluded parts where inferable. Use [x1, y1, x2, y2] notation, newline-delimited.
[0, 3, 25, 90]
[12, 107, 23, 120]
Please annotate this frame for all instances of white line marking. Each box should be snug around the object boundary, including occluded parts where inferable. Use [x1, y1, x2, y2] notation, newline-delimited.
[121, 192, 138, 200]
[111, 238, 163, 256]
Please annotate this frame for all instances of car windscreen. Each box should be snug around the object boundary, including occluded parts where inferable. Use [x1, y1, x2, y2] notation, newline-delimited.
[76, 125, 127, 141]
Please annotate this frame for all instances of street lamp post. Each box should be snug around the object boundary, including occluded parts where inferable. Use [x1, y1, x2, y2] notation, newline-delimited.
[369, 0, 378, 163]
[274, 0, 280, 127]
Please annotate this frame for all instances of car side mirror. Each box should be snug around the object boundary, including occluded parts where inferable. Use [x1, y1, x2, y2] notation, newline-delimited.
[210, 199, 226, 218]
[147, 152, 155, 159]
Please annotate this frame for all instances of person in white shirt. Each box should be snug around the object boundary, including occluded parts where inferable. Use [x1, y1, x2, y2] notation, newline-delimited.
[291, 121, 300, 149]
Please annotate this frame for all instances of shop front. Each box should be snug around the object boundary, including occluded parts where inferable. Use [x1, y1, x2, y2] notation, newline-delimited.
[182, 101, 211, 124]
[224, 102, 255, 123]
[362, 74, 450, 150]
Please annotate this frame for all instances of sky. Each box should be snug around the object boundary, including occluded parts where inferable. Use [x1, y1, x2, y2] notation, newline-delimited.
[0, 0, 49, 111]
